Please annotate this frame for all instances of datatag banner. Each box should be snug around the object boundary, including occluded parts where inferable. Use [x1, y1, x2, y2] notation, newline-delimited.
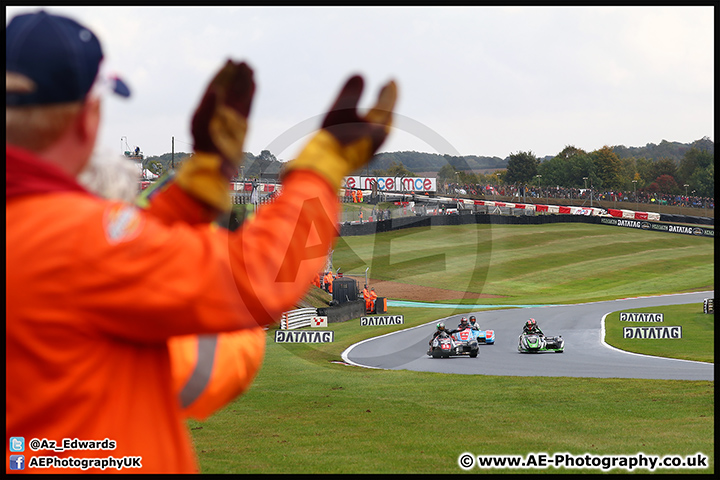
[623, 326, 682, 339]
[600, 217, 714, 237]
[344, 176, 437, 192]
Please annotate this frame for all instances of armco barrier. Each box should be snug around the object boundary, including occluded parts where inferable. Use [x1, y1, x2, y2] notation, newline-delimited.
[350, 190, 713, 225]
[281, 301, 366, 329]
[599, 217, 714, 237]
[341, 212, 590, 236]
[659, 213, 714, 226]
[703, 298, 714, 314]
[317, 300, 365, 324]
[280, 308, 318, 330]
[340, 213, 714, 238]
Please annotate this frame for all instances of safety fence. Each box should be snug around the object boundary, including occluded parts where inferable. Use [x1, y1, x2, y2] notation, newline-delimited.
[280, 301, 366, 328]
[340, 211, 715, 238]
[340, 189, 713, 224]
[703, 298, 714, 314]
[280, 308, 319, 330]
[230, 192, 275, 205]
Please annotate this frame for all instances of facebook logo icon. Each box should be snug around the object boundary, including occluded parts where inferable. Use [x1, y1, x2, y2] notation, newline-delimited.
[9, 455, 25, 470]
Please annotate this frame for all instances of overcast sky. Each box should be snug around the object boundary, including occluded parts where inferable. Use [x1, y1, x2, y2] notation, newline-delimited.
[6, 6, 714, 161]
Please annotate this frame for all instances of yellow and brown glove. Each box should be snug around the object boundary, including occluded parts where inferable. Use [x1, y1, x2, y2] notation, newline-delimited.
[282, 75, 398, 190]
[175, 60, 255, 212]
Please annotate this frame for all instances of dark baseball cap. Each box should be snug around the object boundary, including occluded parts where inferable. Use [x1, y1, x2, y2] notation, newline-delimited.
[6, 10, 130, 106]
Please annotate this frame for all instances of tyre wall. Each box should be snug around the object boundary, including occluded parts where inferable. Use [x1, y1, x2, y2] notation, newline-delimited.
[317, 300, 365, 324]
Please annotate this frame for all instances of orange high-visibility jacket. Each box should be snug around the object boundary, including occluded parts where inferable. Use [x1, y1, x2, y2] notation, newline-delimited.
[140, 197, 267, 423]
[168, 329, 265, 421]
[6, 145, 338, 473]
[362, 287, 372, 311]
[324, 272, 334, 293]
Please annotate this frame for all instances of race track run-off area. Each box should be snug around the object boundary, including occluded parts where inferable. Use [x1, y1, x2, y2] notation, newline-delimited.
[341, 291, 714, 381]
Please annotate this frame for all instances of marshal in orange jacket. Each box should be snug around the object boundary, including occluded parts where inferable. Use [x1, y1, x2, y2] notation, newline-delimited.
[6, 144, 338, 473]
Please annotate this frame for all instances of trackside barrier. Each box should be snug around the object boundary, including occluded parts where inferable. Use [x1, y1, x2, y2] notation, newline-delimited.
[703, 298, 714, 314]
[340, 213, 715, 238]
[280, 308, 318, 330]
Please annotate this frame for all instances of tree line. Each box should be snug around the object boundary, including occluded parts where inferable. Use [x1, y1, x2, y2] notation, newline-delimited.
[502, 141, 713, 198]
[142, 150, 281, 179]
[141, 137, 713, 198]
[426, 139, 713, 199]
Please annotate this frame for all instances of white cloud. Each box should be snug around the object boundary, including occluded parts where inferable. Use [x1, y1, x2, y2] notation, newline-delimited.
[6, 6, 713, 160]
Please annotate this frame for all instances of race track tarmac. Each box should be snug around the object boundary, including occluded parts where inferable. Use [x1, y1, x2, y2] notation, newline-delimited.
[341, 291, 714, 381]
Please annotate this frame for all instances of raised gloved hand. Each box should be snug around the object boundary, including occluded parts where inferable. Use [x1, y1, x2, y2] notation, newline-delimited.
[175, 60, 255, 211]
[282, 75, 397, 190]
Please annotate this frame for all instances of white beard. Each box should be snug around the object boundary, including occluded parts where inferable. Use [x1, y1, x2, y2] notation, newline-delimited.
[77, 147, 141, 203]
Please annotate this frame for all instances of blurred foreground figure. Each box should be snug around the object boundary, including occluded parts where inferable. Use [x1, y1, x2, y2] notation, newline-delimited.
[6, 9, 397, 473]
[76, 148, 141, 203]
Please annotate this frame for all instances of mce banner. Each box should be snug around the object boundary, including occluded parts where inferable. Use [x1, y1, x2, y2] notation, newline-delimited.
[344, 176, 437, 193]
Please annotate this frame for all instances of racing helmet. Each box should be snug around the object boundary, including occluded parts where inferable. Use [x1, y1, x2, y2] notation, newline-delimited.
[460, 317, 468, 327]
[469, 315, 477, 324]
[525, 318, 536, 329]
[436, 322, 446, 331]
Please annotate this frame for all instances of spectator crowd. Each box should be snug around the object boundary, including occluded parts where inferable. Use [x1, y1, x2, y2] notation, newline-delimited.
[440, 183, 714, 210]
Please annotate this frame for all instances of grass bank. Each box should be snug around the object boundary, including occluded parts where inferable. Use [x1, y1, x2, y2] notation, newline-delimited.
[189, 306, 713, 474]
[188, 223, 714, 474]
[605, 303, 714, 363]
[333, 223, 713, 305]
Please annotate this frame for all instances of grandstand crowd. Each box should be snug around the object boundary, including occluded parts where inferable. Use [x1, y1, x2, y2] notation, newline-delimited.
[440, 183, 714, 210]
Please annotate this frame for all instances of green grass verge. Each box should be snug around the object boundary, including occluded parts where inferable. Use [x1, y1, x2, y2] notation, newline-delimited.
[605, 304, 714, 363]
[187, 223, 714, 474]
[189, 306, 714, 474]
[333, 223, 714, 305]
[189, 346, 714, 474]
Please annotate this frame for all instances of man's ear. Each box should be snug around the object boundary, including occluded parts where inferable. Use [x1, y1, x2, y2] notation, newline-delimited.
[77, 96, 101, 141]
